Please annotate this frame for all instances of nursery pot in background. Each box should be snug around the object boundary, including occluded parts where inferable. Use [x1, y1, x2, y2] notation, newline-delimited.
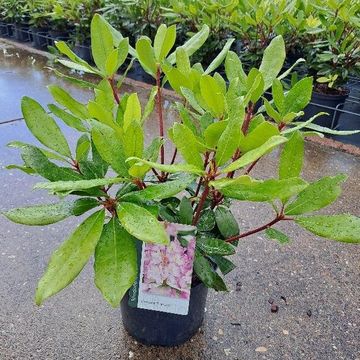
[303, 89, 350, 129]
[30, 27, 49, 50]
[13, 24, 31, 42]
[120, 281, 208, 347]
[74, 42, 92, 63]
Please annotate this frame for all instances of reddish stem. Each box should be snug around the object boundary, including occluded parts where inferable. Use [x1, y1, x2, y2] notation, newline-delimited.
[226, 215, 293, 243]
[109, 77, 120, 105]
[244, 158, 260, 175]
[241, 103, 254, 135]
[156, 67, 165, 168]
[192, 184, 210, 226]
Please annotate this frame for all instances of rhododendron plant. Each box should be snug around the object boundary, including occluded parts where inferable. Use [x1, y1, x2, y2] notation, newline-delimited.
[3, 15, 360, 308]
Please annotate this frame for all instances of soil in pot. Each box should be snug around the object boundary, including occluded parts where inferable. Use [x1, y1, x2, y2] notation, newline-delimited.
[120, 281, 208, 347]
[303, 85, 350, 129]
[13, 24, 31, 42]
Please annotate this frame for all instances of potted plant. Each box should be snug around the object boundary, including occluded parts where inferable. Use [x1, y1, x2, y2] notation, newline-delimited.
[302, 0, 360, 129]
[29, 0, 54, 49]
[3, 15, 360, 347]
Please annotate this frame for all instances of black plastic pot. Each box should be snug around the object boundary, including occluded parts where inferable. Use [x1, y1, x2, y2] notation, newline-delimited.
[120, 282, 208, 346]
[0, 21, 9, 36]
[303, 90, 349, 129]
[6, 23, 13, 37]
[30, 27, 49, 50]
[48, 30, 70, 46]
[13, 24, 30, 42]
[74, 43, 92, 63]
[126, 60, 155, 85]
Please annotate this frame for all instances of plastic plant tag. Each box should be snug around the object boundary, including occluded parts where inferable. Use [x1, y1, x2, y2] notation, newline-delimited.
[128, 223, 196, 315]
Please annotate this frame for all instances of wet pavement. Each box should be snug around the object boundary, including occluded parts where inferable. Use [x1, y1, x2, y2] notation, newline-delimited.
[0, 40, 359, 360]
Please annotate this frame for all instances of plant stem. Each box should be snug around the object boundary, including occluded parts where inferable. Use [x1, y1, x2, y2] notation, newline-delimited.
[192, 184, 210, 226]
[225, 215, 293, 243]
[156, 67, 165, 169]
[109, 77, 120, 105]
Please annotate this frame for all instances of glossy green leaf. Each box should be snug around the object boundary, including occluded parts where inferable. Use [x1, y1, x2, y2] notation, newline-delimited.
[197, 209, 216, 232]
[136, 36, 157, 76]
[291, 122, 360, 135]
[265, 228, 290, 245]
[75, 134, 90, 162]
[21, 97, 71, 158]
[91, 14, 115, 72]
[200, 75, 225, 118]
[205, 38, 234, 75]
[167, 25, 210, 64]
[204, 121, 228, 148]
[259, 35, 286, 90]
[48, 85, 89, 119]
[48, 104, 87, 132]
[194, 254, 227, 291]
[127, 157, 204, 175]
[214, 206, 239, 238]
[197, 237, 235, 255]
[180, 87, 205, 114]
[123, 93, 141, 130]
[94, 218, 137, 307]
[225, 50, 247, 84]
[123, 121, 144, 160]
[34, 177, 126, 193]
[176, 47, 191, 74]
[117, 202, 169, 244]
[222, 136, 288, 173]
[279, 131, 304, 180]
[285, 174, 347, 215]
[210, 255, 236, 275]
[35, 210, 105, 305]
[211, 176, 308, 202]
[295, 215, 360, 243]
[284, 77, 313, 115]
[179, 197, 193, 225]
[154, 24, 176, 61]
[173, 123, 203, 168]
[105, 38, 129, 76]
[91, 122, 128, 176]
[122, 175, 195, 201]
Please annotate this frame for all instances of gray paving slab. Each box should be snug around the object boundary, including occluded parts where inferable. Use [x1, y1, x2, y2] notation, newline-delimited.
[0, 39, 359, 360]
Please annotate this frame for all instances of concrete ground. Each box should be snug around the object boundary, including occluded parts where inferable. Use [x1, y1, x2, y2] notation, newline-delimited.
[0, 40, 359, 360]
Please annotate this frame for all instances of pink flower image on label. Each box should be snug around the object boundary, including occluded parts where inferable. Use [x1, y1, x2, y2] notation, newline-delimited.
[141, 233, 196, 300]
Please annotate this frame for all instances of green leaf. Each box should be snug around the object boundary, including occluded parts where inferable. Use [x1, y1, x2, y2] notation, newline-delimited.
[176, 47, 191, 74]
[172, 123, 203, 168]
[295, 215, 360, 243]
[291, 122, 360, 136]
[105, 38, 129, 76]
[204, 121, 228, 148]
[224, 50, 247, 84]
[154, 24, 176, 61]
[197, 209, 216, 232]
[282, 112, 328, 134]
[200, 75, 225, 118]
[279, 131, 304, 179]
[21, 97, 71, 158]
[34, 177, 126, 193]
[180, 87, 205, 114]
[259, 35, 286, 90]
[123, 93, 141, 130]
[284, 77, 313, 115]
[194, 254, 227, 291]
[55, 41, 98, 74]
[211, 176, 308, 202]
[265, 228, 290, 245]
[48, 85, 89, 119]
[3, 201, 84, 226]
[94, 218, 137, 307]
[117, 202, 169, 245]
[272, 79, 285, 113]
[215, 112, 243, 166]
[167, 25, 210, 64]
[75, 134, 90, 162]
[240, 121, 280, 152]
[91, 14, 115, 72]
[91, 122, 128, 176]
[35, 210, 105, 305]
[122, 175, 195, 201]
[48, 104, 87, 132]
[127, 157, 204, 175]
[123, 121, 144, 159]
[136, 36, 157, 76]
[214, 206, 239, 238]
[142, 86, 157, 122]
[205, 38, 234, 75]
[210, 255, 236, 275]
[197, 237, 235, 255]
[222, 136, 288, 173]
[179, 197, 193, 225]
[285, 174, 347, 215]
[20, 145, 81, 182]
